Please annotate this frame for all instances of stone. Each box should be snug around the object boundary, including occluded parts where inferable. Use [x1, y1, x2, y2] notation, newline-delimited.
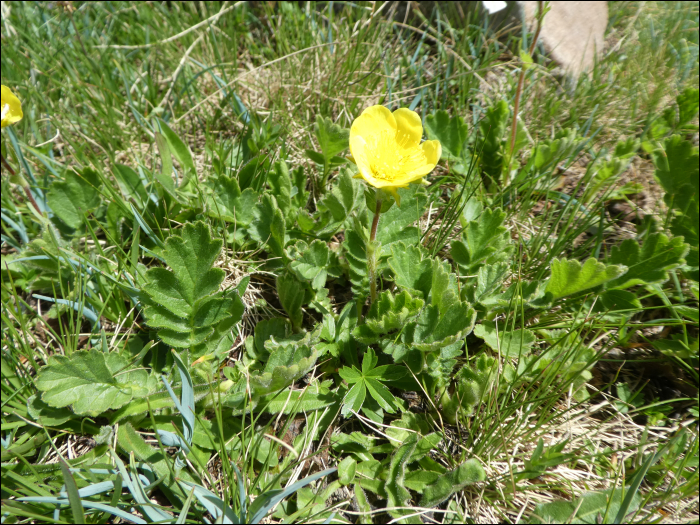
[519, 1, 608, 77]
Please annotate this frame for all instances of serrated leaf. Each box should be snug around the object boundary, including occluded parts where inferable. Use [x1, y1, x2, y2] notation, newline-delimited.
[546, 258, 627, 300]
[424, 110, 469, 160]
[249, 344, 317, 395]
[451, 208, 512, 274]
[276, 272, 305, 331]
[420, 459, 486, 508]
[342, 381, 366, 416]
[362, 289, 424, 335]
[35, 350, 148, 417]
[315, 115, 350, 162]
[429, 258, 460, 314]
[47, 169, 101, 230]
[27, 394, 74, 426]
[365, 377, 400, 413]
[249, 194, 287, 258]
[471, 262, 510, 303]
[143, 223, 225, 317]
[389, 243, 432, 299]
[530, 488, 641, 524]
[605, 233, 688, 289]
[317, 168, 363, 229]
[205, 175, 258, 226]
[409, 303, 476, 352]
[140, 222, 245, 351]
[473, 321, 536, 357]
[651, 135, 699, 199]
[289, 239, 329, 290]
[477, 100, 509, 185]
[385, 434, 420, 523]
[376, 185, 428, 244]
[338, 366, 363, 384]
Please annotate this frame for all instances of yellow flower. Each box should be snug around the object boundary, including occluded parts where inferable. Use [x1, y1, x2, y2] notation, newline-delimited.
[1, 85, 23, 128]
[349, 105, 441, 206]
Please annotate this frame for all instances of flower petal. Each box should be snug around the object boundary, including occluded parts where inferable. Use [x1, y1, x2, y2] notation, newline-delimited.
[350, 105, 396, 142]
[402, 163, 436, 184]
[393, 108, 423, 146]
[1, 85, 23, 128]
[421, 140, 441, 165]
[350, 136, 378, 185]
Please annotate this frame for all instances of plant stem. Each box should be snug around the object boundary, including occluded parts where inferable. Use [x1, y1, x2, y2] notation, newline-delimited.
[508, 0, 544, 160]
[368, 198, 382, 305]
[1, 154, 42, 215]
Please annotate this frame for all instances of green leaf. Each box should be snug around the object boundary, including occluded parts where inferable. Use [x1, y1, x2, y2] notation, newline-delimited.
[249, 194, 287, 258]
[59, 458, 86, 524]
[343, 381, 367, 416]
[338, 457, 357, 486]
[389, 243, 433, 299]
[473, 321, 536, 358]
[249, 344, 317, 395]
[408, 303, 476, 352]
[477, 100, 509, 186]
[677, 87, 699, 127]
[157, 118, 196, 187]
[420, 459, 486, 508]
[27, 394, 74, 426]
[289, 240, 329, 290]
[424, 110, 469, 160]
[154, 132, 175, 197]
[141, 222, 244, 351]
[361, 289, 424, 335]
[385, 434, 421, 523]
[35, 350, 150, 417]
[338, 366, 363, 384]
[470, 262, 510, 304]
[451, 208, 513, 274]
[143, 223, 225, 317]
[605, 233, 688, 289]
[376, 185, 428, 245]
[317, 168, 363, 229]
[652, 135, 699, 203]
[546, 258, 627, 300]
[315, 115, 350, 162]
[113, 164, 147, 205]
[365, 377, 400, 413]
[205, 175, 258, 226]
[529, 488, 641, 524]
[47, 168, 101, 230]
[276, 272, 305, 331]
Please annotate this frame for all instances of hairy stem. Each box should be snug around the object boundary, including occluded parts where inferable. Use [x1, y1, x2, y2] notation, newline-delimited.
[508, 0, 544, 173]
[1, 154, 42, 215]
[368, 198, 382, 305]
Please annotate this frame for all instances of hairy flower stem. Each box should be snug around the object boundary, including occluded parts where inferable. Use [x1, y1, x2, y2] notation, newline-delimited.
[508, 0, 544, 179]
[368, 198, 382, 306]
[1, 154, 42, 215]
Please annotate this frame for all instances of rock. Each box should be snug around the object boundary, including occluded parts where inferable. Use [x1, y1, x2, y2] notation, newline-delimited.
[519, 1, 608, 77]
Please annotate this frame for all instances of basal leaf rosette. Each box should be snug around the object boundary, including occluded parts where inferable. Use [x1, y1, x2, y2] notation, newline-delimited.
[350, 105, 441, 206]
[1, 85, 23, 128]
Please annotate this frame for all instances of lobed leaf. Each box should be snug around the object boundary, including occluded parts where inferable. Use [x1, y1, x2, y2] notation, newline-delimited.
[546, 258, 627, 301]
[605, 233, 688, 289]
[35, 350, 151, 417]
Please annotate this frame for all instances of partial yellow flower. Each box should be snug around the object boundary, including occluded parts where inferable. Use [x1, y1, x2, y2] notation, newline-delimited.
[1, 85, 23, 128]
[349, 105, 441, 206]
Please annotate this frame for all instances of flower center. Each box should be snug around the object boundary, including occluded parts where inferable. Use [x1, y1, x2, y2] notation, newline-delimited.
[365, 129, 426, 182]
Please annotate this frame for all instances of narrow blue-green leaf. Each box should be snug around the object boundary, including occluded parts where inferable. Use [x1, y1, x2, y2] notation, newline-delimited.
[247, 468, 337, 523]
